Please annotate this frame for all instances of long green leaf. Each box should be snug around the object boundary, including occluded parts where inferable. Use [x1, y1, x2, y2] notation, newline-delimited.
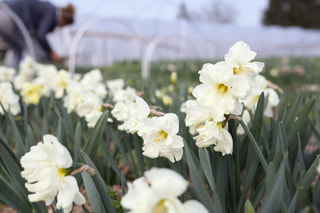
[81, 152, 117, 213]
[184, 143, 215, 213]
[84, 111, 109, 157]
[260, 163, 285, 213]
[238, 119, 268, 172]
[0, 176, 32, 213]
[74, 122, 82, 164]
[81, 172, 104, 213]
[198, 148, 222, 212]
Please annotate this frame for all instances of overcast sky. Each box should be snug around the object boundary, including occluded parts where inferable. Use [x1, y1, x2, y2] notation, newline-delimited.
[49, 0, 269, 26]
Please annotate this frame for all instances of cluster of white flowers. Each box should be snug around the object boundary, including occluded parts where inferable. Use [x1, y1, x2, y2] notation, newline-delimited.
[110, 80, 184, 163]
[121, 167, 208, 213]
[20, 134, 85, 212]
[0, 56, 109, 128]
[183, 41, 279, 156]
[63, 69, 107, 128]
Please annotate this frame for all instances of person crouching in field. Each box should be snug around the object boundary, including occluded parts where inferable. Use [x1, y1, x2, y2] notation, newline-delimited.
[0, 0, 75, 69]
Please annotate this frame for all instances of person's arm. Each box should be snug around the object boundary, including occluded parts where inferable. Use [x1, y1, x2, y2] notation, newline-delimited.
[36, 10, 64, 64]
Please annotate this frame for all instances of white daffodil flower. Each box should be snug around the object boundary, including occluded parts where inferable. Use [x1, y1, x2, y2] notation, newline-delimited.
[76, 93, 102, 117]
[138, 113, 184, 162]
[0, 66, 16, 82]
[80, 69, 107, 99]
[111, 100, 131, 122]
[0, 82, 21, 115]
[20, 82, 43, 105]
[113, 86, 137, 102]
[192, 62, 250, 116]
[85, 108, 103, 128]
[185, 101, 225, 135]
[117, 96, 150, 134]
[18, 56, 38, 75]
[242, 75, 280, 118]
[121, 167, 208, 213]
[106, 78, 125, 97]
[20, 134, 85, 212]
[50, 69, 72, 99]
[194, 120, 233, 155]
[63, 80, 86, 113]
[224, 41, 264, 78]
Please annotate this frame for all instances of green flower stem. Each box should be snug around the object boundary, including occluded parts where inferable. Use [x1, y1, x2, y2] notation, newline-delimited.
[238, 119, 268, 172]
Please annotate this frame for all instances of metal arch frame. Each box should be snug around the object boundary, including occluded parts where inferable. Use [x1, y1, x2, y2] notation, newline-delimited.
[68, 17, 139, 75]
[0, 3, 35, 60]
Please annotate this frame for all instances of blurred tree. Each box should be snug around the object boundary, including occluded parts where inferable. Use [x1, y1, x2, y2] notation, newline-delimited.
[176, 1, 235, 24]
[177, 3, 191, 21]
[263, 0, 320, 29]
[204, 1, 235, 24]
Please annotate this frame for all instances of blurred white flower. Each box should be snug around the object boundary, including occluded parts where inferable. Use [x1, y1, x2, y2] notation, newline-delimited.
[113, 86, 136, 102]
[138, 113, 184, 162]
[20, 82, 43, 105]
[20, 134, 85, 212]
[0, 66, 16, 82]
[111, 100, 131, 122]
[242, 75, 279, 118]
[180, 99, 197, 113]
[50, 69, 72, 99]
[76, 93, 102, 118]
[0, 82, 20, 115]
[63, 80, 86, 113]
[85, 108, 103, 128]
[192, 62, 250, 116]
[106, 78, 125, 97]
[121, 167, 208, 213]
[224, 41, 264, 78]
[80, 69, 107, 99]
[18, 56, 38, 74]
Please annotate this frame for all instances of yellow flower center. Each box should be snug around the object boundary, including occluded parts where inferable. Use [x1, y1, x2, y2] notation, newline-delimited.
[154, 131, 168, 143]
[217, 122, 223, 129]
[233, 67, 245, 75]
[217, 83, 228, 96]
[154, 200, 167, 213]
[253, 95, 260, 104]
[57, 167, 67, 179]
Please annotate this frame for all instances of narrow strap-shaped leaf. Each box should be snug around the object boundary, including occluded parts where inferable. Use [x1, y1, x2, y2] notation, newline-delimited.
[0, 176, 32, 213]
[132, 134, 145, 176]
[259, 163, 285, 213]
[184, 143, 216, 213]
[287, 191, 298, 213]
[238, 119, 268, 172]
[287, 99, 315, 144]
[101, 142, 122, 176]
[199, 148, 223, 212]
[5, 110, 26, 157]
[81, 172, 104, 213]
[84, 111, 109, 157]
[300, 155, 320, 189]
[0, 135, 26, 192]
[74, 122, 82, 164]
[81, 152, 117, 213]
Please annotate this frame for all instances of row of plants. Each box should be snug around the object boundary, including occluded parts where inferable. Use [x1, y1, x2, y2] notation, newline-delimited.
[0, 41, 319, 212]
